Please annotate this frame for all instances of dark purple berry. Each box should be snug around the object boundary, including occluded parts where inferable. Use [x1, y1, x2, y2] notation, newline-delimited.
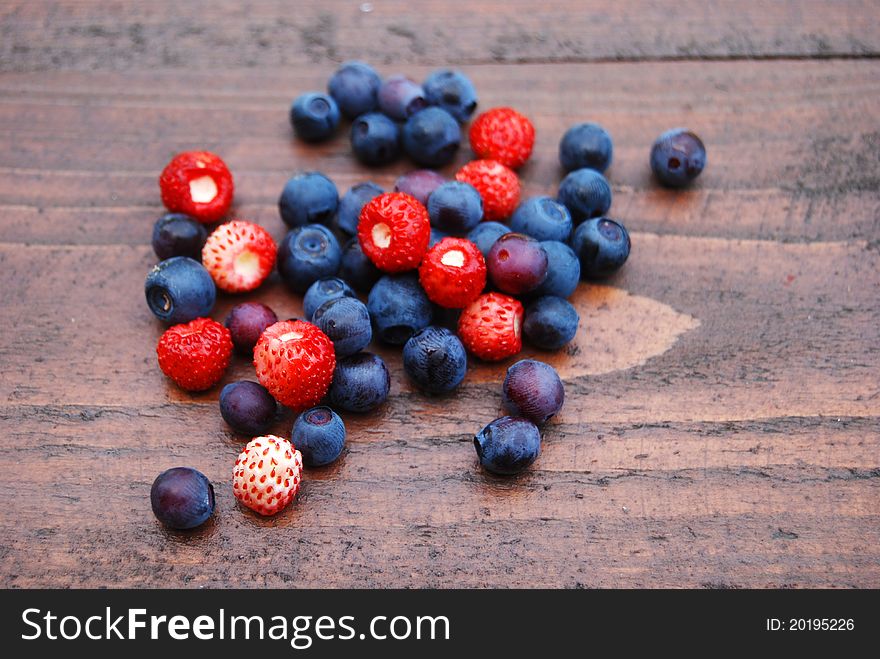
[151, 213, 207, 261]
[328, 352, 390, 413]
[378, 74, 428, 120]
[486, 232, 548, 295]
[293, 406, 346, 467]
[312, 296, 372, 358]
[219, 380, 277, 435]
[474, 416, 541, 475]
[394, 169, 446, 205]
[650, 128, 706, 187]
[502, 359, 564, 425]
[225, 301, 278, 355]
[570, 217, 630, 278]
[150, 467, 215, 530]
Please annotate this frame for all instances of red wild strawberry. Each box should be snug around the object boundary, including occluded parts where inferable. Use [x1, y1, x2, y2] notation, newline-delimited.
[469, 107, 535, 169]
[457, 292, 524, 362]
[159, 151, 234, 223]
[156, 317, 233, 391]
[233, 435, 303, 516]
[202, 220, 276, 293]
[253, 320, 336, 411]
[357, 192, 430, 273]
[419, 237, 486, 309]
[455, 159, 520, 221]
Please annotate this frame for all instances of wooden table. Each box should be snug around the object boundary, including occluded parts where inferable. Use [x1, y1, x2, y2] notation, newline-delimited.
[1, 1, 878, 588]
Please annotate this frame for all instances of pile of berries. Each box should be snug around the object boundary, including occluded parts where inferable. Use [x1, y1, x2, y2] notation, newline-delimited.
[146, 62, 706, 529]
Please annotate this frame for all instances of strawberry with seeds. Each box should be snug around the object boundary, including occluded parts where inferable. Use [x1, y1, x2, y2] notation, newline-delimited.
[233, 435, 303, 516]
[159, 151, 234, 223]
[469, 107, 535, 169]
[457, 292, 524, 361]
[202, 220, 277, 293]
[357, 192, 430, 273]
[419, 237, 486, 309]
[455, 159, 520, 221]
[156, 317, 233, 391]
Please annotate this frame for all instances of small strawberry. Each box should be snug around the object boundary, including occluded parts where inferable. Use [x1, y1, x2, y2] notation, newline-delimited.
[156, 317, 233, 391]
[469, 107, 535, 169]
[253, 320, 336, 411]
[419, 237, 486, 309]
[159, 151, 234, 224]
[233, 435, 303, 516]
[357, 192, 430, 273]
[457, 292, 524, 361]
[202, 220, 276, 293]
[455, 159, 520, 221]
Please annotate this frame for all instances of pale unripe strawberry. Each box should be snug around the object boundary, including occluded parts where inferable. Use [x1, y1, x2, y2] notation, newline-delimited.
[232, 435, 303, 516]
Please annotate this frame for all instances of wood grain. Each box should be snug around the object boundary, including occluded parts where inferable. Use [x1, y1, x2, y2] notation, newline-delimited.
[0, 2, 878, 588]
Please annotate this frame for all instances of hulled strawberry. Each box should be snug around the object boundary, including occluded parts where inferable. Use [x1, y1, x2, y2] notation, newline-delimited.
[357, 192, 430, 273]
[202, 220, 276, 293]
[418, 237, 486, 308]
[253, 320, 335, 411]
[455, 159, 520, 221]
[159, 151, 234, 223]
[469, 107, 535, 169]
[156, 317, 233, 391]
[457, 292, 523, 361]
[233, 435, 303, 516]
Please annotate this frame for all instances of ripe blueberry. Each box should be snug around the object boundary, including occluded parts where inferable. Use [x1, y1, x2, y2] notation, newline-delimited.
[474, 416, 541, 476]
[340, 237, 382, 293]
[402, 107, 461, 168]
[278, 172, 339, 228]
[328, 61, 381, 119]
[394, 169, 446, 206]
[351, 113, 401, 166]
[509, 196, 573, 242]
[290, 92, 340, 142]
[277, 223, 342, 293]
[312, 296, 372, 358]
[427, 181, 483, 234]
[423, 69, 478, 122]
[303, 277, 356, 321]
[293, 406, 346, 467]
[403, 326, 467, 394]
[151, 213, 207, 261]
[502, 359, 564, 425]
[557, 168, 612, 223]
[337, 182, 383, 235]
[523, 295, 579, 350]
[150, 467, 215, 530]
[378, 74, 428, 120]
[570, 217, 630, 278]
[650, 128, 706, 187]
[559, 122, 613, 173]
[145, 256, 216, 324]
[367, 273, 433, 345]
[532, 241, 580, 299]
[467, 221, 511, 259]
[329, 352, 390, 413]
[219, 380, 277, 435]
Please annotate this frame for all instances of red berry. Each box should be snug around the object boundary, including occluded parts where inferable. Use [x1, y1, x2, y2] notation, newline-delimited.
[159, 151, 234, 223]
[156, 317, 233, 391]
[357, 192, 430, 273]
[418, 237, 486, 309]
[233, 435, 303, 516]
[457, 292, 524, 362]
[253, 320, 336, 412]
[202, 220, 277, 293]
[455, 159, 520, 221]
[469, 107, 535, 169]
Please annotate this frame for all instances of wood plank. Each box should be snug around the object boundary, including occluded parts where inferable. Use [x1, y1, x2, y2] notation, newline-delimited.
[1, 60, 877, 243]
[2, 0, 878, 72]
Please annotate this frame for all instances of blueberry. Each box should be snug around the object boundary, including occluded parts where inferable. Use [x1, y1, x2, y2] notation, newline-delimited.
[377, 74, 428, 120]
[502, 359, 564, 425]
[151, 213, 207, 261]
[559, 122, 613, 173]
[328, 61, 381, 119]
[340, 237, 382, 292]
[423, 69, 478, 122]
[523, 295, 579, 350]
[219, 380, 277, 435]
[473, 417, 541, 475]
[570, 217, 630, 278]
[144, 256, 216, 324]
[486, 232, 548, 295]
[650, 128, 706, 187]
[509, 196, 573, 242]
[277, 224, 342, 293]
[402, 107, 461, 168]
[329, 352, 390, 412]
[150, 467, 215, 530]
[532, 241, 580, 299]
[290, 92, 340, 142]
[303, 277, 356, 321]
[394, 169, 446, 205]
[429, 227, 449, 248]
[337, 182, 383, 235]
[225, 301, 278, 355]
[367, 273, 433, 344]
[557, 168, 612, 223]
[351, 113, 401, 166]
[278, 172, 339, 228]
[403, 326, 467, 394]
[467, 221, 511, 259]
[293, 406, 346, 467]
[312, 296, 372, 358]
[427, 181, 483, 234]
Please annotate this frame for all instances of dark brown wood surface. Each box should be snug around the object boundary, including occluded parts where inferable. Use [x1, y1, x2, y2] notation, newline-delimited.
[1, 1, 878, 588]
